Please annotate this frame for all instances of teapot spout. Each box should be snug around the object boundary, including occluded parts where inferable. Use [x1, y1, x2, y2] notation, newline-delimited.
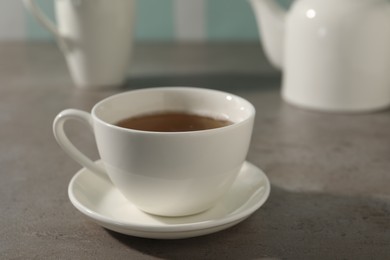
[249, 0, 286, 70]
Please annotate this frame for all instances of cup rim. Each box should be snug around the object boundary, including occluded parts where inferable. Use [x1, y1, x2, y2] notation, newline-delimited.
[91, 86, 256, 135]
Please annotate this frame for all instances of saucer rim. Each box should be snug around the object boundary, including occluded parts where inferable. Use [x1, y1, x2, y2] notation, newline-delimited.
[68, 160, 270, 233]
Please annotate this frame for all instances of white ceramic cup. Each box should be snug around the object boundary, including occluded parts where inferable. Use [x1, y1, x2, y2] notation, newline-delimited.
[23, 0, 135, 89]
[53, 87, 255, 217]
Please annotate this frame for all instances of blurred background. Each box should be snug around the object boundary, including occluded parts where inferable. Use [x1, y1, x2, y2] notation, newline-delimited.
[1, 0, 291, 42]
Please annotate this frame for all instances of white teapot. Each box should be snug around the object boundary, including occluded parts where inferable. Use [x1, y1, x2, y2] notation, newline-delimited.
[250, 0, 390, 112]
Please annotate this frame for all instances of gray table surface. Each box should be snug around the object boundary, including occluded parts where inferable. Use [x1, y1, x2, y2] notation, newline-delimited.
[1, 42, 389, 259]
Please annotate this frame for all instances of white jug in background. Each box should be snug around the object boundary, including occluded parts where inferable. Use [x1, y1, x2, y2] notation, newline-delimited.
[24, 0, 135, 89]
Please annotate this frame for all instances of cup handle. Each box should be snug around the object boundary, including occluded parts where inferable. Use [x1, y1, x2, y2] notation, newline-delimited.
[53, 109, 107, 180]
[23, 0, 68, 51]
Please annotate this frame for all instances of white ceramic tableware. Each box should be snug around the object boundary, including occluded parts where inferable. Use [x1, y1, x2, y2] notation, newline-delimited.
[23, 0, 135, 89]
[250, 0, 390, 112]
[68, 160, 270, 239]
[53, 87, 255, 217]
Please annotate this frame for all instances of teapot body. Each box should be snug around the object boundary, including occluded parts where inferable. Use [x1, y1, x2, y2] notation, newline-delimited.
[283, 0, 390, 111]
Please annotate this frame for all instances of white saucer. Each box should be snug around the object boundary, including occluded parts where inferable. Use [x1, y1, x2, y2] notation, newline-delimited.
[68, 161, 271, 239]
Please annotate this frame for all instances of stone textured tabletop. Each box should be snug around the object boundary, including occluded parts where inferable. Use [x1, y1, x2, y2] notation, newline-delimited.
[1, 42, 389, 259]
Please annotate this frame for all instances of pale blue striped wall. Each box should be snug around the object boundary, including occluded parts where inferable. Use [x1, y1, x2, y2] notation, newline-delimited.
[25, 0, 55, 40]
[135, 0, 175, 40]
[19, 0, 292, 41]
[208, 0, 259, 40]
